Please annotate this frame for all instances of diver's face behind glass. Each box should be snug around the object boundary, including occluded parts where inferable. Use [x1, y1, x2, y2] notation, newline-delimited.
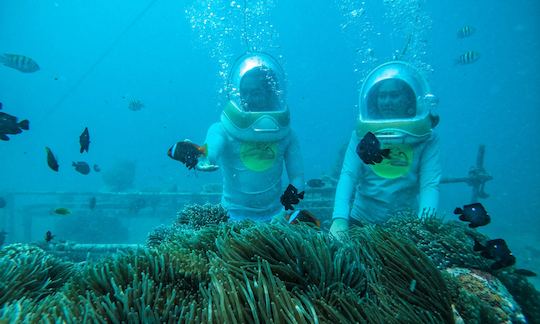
[376, 79, 412, 119]
[240, 68, 278, 112]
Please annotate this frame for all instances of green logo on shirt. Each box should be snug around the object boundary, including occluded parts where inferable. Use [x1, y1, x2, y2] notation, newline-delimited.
[372, 143, 413, 178]
[240, 142, 278, 172]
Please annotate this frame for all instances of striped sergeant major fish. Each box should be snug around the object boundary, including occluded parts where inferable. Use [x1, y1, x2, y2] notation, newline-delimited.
[457, 25, 476, 38]
[456, 51, 480, 65]
[0, 53, 40, 73]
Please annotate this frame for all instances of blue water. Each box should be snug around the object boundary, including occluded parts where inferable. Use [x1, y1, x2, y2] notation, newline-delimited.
[1, 0, 539, 278]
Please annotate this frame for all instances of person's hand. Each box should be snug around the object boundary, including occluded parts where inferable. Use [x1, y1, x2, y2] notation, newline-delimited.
[195, 160, 219, 172]
[329, 218, 349, 241]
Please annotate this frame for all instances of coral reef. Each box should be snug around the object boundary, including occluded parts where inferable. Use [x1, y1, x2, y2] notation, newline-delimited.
[175, 203, 229, 229]
[382, 211, 540, 323]
[1, 205, 537, 323]
[446, 267, 526, 323]
[384, 211, 492, 271]
[497, 270, 540, 324]
[0, 244, 75, 306]
[1, 219, 455, 322]
[350, 226, 454, 323]
[147, 203, 229, 247]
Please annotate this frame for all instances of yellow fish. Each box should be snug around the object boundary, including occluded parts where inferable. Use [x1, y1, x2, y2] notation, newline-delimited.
[0, 53, 40, 73]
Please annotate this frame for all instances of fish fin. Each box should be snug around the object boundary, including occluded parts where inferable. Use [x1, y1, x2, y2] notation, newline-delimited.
[298, 191, 305, 199]
[288, 210, 300, 224]
[473, 239, 484, 252]
[18, 119, 29, 130]
[0, 134, 8, 141]
[453, 207, 463, 215]
[381, 149, 391, 158]
[199, 143, 208, 156]
[468, 223, 477, 228]
[459, 214, 469, 221]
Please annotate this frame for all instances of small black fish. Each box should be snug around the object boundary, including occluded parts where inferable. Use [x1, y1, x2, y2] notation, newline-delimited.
[474, 238, 516, 270]
[72, 161, 90, 175]
[0, 53, 40, 73]
[356, 132, 391, 165]
[79, 127, 90, 153]
[454, 203, 490, 228]
[0, 197, 6, 208]
[93, 164, 101, 172]
[280, 184, 305, 211]
[45, 147, 59, 172]
[514, 269, 537, 277]
[0, 102, 30, 141]
[167, 140, 208, 170]
[307, 179, 325, 188]
[89, 196, 97, 210]
[44, 230, 55, 243]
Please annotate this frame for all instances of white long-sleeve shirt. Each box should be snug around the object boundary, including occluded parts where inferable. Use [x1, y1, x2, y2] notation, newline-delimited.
[332, 131, 441, 224]
[202, 122, 304, 221]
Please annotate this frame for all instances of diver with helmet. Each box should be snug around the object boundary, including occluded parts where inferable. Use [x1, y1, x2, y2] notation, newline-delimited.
[194, 52, 305, 221]
[330, 61, 441, 239]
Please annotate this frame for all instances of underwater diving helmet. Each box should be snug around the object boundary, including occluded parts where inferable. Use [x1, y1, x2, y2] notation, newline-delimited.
[221, 52, 290, 142]
[357, 61, 439, 144]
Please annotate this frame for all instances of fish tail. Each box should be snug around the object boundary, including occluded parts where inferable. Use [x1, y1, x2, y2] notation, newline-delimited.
[18, 119, 29, 130]
[381, 148, 391, 158]
[453, 207, 463, 214]
[298, 191, 305, 199]
[199, 143, 208, 156]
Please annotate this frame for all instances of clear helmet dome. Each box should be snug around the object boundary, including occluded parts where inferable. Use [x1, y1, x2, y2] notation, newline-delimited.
[228, 52, 287, 113]
[356, 61, 439, 142]
[221, 52, 290, 142]
[359, 61, 438, 122]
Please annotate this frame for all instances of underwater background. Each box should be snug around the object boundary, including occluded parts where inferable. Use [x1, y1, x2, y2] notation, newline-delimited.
[0, 0, 539, 291]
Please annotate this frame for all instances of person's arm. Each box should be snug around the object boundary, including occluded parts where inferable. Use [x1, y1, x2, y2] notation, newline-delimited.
[196, 123, 224, 171]
[418, 133, 442, 217]
[330, 133, 361, 238]
[284, 131, 305, 191]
